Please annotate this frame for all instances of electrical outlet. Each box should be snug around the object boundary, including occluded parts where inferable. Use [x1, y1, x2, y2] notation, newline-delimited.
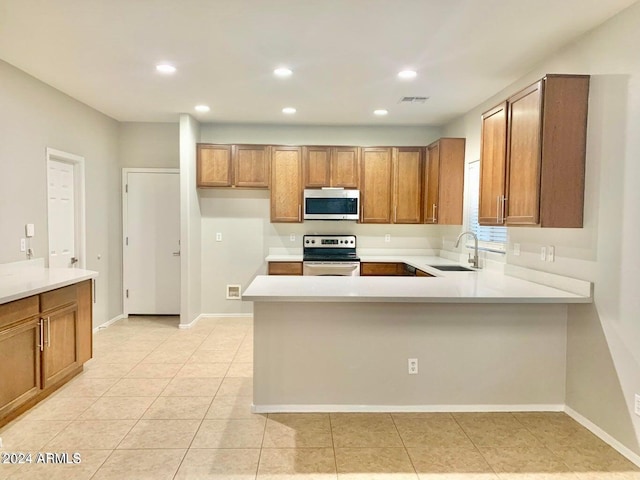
[548, 246, 555, 262]
[20, 238, 26, 252]
[408, 358, 418, 375]
[540, 246, 547, 261]
[513, 243, 520, 256]
[289, 234, 296, 242]
[635, 394, 640, 416]
[216, 232, 222, 242]
[384, 234, 391, 243]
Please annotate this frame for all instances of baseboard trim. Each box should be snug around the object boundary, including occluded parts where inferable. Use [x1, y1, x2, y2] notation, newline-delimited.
[179, 313, 253, 330]
[93, 313, 127, 333]
[565, 406, 640, 468]
[251, 403, 565, 414]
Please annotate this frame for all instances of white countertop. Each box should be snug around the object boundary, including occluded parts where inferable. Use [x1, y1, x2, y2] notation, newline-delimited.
[248, 255, 591, 304]
[0, 261, 98, 304]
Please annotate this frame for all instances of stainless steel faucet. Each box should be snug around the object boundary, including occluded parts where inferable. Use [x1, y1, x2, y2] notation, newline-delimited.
[455, 231, 480, 269]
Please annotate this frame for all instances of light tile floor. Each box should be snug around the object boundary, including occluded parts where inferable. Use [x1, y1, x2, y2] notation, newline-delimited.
[1, 316, 639, 480]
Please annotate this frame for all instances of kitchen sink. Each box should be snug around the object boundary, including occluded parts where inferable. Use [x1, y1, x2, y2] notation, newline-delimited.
[429, 265, 475, 272]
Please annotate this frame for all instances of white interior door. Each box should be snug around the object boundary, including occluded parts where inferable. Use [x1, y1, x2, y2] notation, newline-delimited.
[48, 159, 76, 268]
[124, 170, 180, 315]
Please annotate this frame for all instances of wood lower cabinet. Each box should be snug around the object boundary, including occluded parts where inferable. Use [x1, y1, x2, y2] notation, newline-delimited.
[0, 280, 93, 426]
[360, 147, 393, 223]
[479, 74, 589, 227]
[424, 138, 465, 225]
[303, 146, 359, 188]
[271, 146, 302, 223]
[268, 262, 303, 275]
[361, 262, 434, 277]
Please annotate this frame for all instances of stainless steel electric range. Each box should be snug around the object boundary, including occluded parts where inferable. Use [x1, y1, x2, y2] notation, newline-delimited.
[302, 234, 360, 276]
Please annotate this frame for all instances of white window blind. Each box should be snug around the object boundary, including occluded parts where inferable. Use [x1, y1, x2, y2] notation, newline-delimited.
[467, 161, 507, 252]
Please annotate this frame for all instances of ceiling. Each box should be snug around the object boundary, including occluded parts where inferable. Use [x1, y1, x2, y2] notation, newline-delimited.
[0, 0, 636, 125]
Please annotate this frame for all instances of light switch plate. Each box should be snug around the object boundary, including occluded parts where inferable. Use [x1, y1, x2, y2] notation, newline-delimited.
[548, 246, 555, 262]
[540, 246, 547, 261]
[20, 238, 26, 252]
[216, 233, 222, 242]
[384, 234, 391, 243]
[289, 234, 296, 242]
[25, 223, 35, 238]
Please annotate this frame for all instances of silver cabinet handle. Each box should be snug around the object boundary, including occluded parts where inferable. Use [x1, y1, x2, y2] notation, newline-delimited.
[394, 205, 397, 223]
[432, 204, 437, 223]
[501, 196, 507, 224]
[496, 195, 501, 223]
[46, 317, 51, 347]
[298, 204, 301, 222]
[38, 318, 44, 351]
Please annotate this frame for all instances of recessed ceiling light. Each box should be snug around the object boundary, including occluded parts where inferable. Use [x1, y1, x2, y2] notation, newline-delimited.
[282, 107, 297, 114]
[398, 70, 417, 79]
[156, 63, 176, 74]
[374, 109, 388, 116]
[195, 105, 210, 113]
[274, 67, 293, 77]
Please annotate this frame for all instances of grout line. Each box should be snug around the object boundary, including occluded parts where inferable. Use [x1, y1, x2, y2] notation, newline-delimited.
[388, 412, 419, 477]
[328, 412, 339, 478]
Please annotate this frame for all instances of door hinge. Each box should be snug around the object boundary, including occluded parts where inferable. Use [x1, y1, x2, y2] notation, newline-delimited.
[126, 289, 129, 298]
[125, 184, 128, 193]
[126, 237, 128, 246]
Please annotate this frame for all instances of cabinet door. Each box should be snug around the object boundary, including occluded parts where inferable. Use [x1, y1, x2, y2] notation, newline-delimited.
[479, 102, 508, 225]
[303, 146, 330, 187]
[360, 263, 404, 276]
[393, 148, 423, 224]
[330, 147, 359, 188]
[424, 143, 440, 224]
[233, 145, 271, 188]
[437, 138, 466, 225]
[0, 318, 42, 418]
[360, 147, 392, 223]
[197, 144, 233, 187]
[271, 147, 302, 223]
[42, 304, 79, 389]
[506, 81, 543, 225]
[268, 262, 303, 275]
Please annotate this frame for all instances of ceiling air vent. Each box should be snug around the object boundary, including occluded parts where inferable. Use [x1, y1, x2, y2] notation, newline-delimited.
[399, 96, 429, 104]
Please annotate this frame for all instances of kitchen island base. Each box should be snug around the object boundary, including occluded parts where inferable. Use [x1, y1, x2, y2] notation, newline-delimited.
[253, 301, 568, 412]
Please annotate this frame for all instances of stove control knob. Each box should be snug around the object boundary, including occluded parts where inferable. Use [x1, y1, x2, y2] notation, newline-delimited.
[305, 240, 309, 244]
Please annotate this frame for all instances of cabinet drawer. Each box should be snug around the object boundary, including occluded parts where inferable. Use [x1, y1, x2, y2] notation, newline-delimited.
[361, 262, 404, 276]
[40, 284, 77, 313]
[0, 296, 39, 330]
[268, 262, 303, 275]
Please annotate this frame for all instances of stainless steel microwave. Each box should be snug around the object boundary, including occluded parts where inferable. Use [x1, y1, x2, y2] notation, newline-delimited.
[303, 188, 360, 221]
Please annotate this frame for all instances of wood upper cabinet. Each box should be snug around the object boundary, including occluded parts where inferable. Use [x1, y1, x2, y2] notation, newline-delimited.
[233, 145, 271, 188]
[392, 148, 423, 224]
[197, 144, 270, 188]
[479, 102, 508, 225]
[197, 144, 233, 187]
[424, 138, 466, 225]
[271, 146, 302, 223]
[479, 75, 589, 227]
[360, 147, 393, 223]
[302, 146, 359, 188]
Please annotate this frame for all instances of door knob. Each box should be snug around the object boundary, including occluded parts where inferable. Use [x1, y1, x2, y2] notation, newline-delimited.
[70, 257, 78, 264]
[172, 251, 181, 256]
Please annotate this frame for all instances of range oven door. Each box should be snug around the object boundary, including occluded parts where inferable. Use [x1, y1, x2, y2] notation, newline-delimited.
[303, 262, 360, 276]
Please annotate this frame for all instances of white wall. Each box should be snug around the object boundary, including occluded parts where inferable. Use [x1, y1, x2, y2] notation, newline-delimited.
[198, 124, 445, 314]
[443, 3, 640, 456]
[119, 122, 179, 168]
[0, 59, 121, 326]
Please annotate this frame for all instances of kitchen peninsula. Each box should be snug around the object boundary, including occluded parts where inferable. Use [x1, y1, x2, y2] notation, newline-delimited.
[243, 257, 591, 413]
